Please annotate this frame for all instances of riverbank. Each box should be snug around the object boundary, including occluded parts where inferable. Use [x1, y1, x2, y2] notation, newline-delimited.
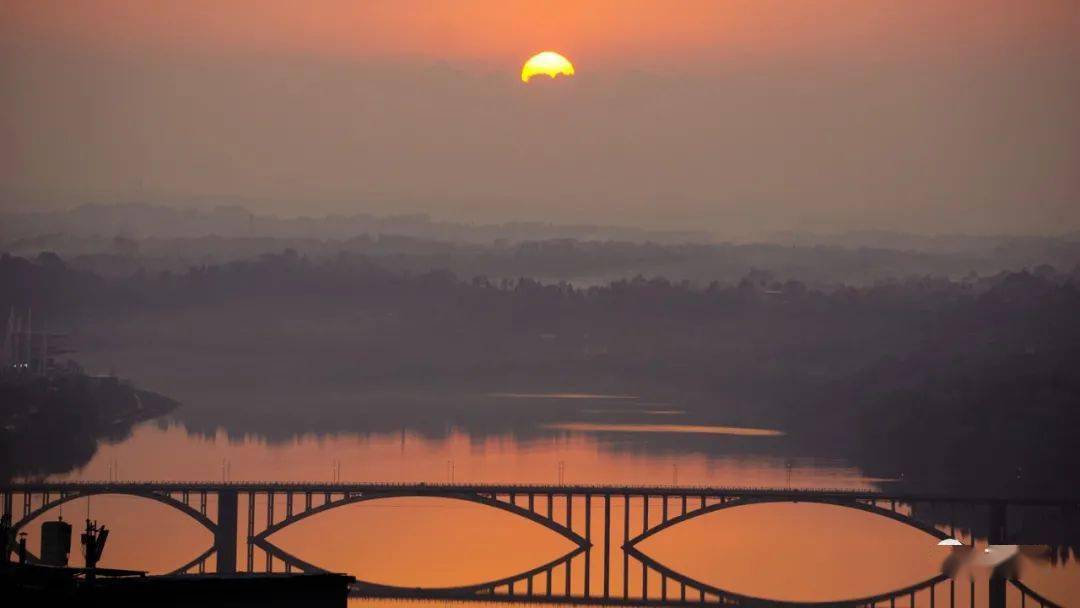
[0, 373, 179, 480]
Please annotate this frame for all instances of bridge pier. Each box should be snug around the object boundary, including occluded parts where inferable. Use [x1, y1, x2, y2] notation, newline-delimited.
[602, 494, 610, 598]
[988, 571, 1006, 608]
[622, 494, 630, 598]
[246, 492, 256, 572]
[215, 489, 238, 574]
[584, 494, 592, 597]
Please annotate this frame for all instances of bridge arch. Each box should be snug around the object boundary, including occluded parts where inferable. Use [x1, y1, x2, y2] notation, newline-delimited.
[169, 545, 217, 576]
[625, 542, 950, 607]
[259, 534, 586, 595]
[351, 545, 585, 595]
[7, 489, 219, 576]
[11, 489, 217, 536]
[625, 495, 951, 547]
[1010, 578, 1065, 608]
[254, 490, 591, 548]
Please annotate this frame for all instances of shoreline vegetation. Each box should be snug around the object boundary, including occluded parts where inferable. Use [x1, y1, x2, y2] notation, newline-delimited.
[0, 371, 178, 481]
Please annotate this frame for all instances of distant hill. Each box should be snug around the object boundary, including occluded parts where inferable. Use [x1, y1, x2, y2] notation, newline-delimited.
[3, 205, 1079, 286]
[0, 203, 710, 245]
[768, 228, 1080, 255]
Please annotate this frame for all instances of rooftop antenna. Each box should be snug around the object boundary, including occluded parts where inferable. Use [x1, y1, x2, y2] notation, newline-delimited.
[81, 518, 109, 580]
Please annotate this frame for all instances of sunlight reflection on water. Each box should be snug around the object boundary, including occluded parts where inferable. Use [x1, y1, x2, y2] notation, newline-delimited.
[542, 422, 785, 436]
[486, 392, 639, 400]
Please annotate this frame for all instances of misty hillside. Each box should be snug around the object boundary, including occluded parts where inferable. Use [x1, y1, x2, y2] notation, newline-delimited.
[3, 205, 1080, 287]
[0, 204, 709, 244]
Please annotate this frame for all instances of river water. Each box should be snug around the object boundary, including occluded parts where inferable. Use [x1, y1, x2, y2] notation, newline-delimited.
[12, 391, 1080, 606]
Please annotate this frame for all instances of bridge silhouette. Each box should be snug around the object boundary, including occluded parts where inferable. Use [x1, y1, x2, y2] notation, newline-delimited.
[2, 482, 1073, 607]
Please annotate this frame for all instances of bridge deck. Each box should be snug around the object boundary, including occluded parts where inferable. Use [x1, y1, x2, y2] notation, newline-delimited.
[2, 481, 1076, 506]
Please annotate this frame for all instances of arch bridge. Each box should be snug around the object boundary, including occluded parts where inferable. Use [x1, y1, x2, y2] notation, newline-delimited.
[1, 482, 1071, 581]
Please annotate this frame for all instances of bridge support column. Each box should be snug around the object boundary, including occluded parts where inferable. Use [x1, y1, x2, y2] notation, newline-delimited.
[602, 494, 610, 598]
[215, 489, 238, 574]
[584, 494, 592, 597]
[642, 494, 650, 538]
[988, 570, 1006, 608]
[622, 494, 630, 599]
[246, 492, 255, 572]
[566, 493, 572, 530]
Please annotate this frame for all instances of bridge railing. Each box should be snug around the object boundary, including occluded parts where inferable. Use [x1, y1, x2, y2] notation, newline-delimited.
[3, 481, 1076, 506]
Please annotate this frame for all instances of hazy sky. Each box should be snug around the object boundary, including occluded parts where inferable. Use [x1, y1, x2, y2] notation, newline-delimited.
[2, 1, 1079, 236]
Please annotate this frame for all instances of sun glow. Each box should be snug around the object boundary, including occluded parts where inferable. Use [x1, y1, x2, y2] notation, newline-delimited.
[521, 51, 575, 83]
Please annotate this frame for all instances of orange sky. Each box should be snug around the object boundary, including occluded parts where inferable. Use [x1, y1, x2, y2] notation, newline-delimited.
[4, 1, 1077, 67]
[2, 1, 1079, 235]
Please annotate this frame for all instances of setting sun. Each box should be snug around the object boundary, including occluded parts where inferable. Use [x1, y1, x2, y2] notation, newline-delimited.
[5, 2, 1080, 605]
[521, 51, 575, 83]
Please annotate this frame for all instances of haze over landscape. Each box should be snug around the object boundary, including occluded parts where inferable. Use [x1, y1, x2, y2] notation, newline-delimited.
[3, 1, 1079, 236]
[2, 3, 1080, 607]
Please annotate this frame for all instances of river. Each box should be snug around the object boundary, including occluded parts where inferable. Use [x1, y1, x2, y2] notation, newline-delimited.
[11, 390, 1079, 606]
